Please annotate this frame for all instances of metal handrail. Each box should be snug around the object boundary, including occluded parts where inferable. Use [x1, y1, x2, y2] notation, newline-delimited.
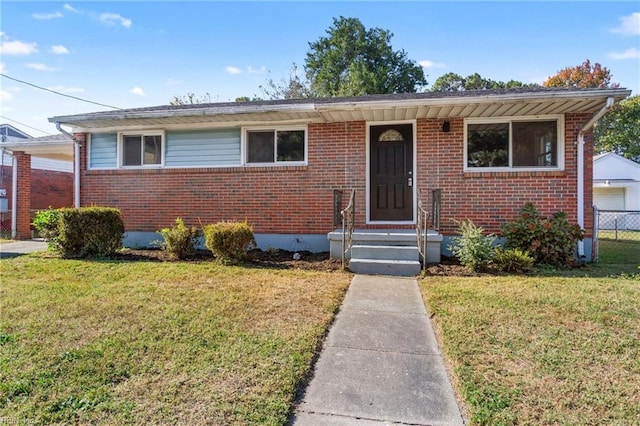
[416, 189, 430, 271]
[341, 189, 355, 270]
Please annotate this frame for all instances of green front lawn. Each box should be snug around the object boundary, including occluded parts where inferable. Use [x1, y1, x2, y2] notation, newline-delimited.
[0, 256, 351, 425]
[421, 240, 640, 425]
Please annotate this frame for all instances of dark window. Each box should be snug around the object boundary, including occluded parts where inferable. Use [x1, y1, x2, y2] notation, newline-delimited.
[466, 120, 559, 169]
[277, 130, 305, 162]
[247, 129, 306, 164]
[513, 121, 557, 167]
[247, 131, 275, 163]
[467, 123, 509, 168]
[122, 134, 162, 166]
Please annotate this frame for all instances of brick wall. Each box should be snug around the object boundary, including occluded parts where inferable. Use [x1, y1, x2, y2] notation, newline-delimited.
[76, 112, 595, 237]
[0, 161, 73, 236]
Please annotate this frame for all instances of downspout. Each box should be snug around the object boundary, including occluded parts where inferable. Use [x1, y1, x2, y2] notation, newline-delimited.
[11, 153, 17, 239]
[576, 96, 614, 258]
[55, 122, 80, 208]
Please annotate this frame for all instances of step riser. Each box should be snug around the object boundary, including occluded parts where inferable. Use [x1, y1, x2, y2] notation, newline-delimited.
[351, 245, 418, 261]
[349, 259, 422, 276]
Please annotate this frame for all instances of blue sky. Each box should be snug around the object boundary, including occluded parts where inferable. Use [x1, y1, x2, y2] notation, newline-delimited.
[1, 1, 639, 136]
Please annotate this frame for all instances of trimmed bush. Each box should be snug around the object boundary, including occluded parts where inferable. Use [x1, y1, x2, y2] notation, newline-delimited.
[448, 220, 496, 272]
[159, 218, 199, 259]
[204, 221, 255, 264]
[493, 247, 534, 273]
[54, 207, 124, 258]
[501, 203, 584, 267]
[32, 207, 61, 244]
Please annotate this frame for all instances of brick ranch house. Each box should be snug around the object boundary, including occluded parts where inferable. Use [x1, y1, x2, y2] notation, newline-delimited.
[12, 87, 630, 270]
[1, 133, 74, 238]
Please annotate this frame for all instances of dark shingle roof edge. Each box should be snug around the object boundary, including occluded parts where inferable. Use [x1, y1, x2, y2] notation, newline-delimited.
[49, 87, 632, 124]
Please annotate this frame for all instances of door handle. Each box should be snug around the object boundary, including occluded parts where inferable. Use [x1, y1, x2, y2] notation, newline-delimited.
[408, 177, 413, 187]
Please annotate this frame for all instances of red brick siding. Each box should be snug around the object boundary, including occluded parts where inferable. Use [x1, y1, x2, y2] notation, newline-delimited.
[0, 161, 73, 236]
[76, 112, 596, 237]
[77, 122, 366, 234]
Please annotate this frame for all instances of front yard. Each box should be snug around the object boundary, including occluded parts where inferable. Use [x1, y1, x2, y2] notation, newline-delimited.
[421, 239, 640, 425]
[0, 255, 350, 424]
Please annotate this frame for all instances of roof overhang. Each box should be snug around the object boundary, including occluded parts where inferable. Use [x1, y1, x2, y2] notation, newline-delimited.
[49, 88, 632, 133]
[0, 136, 74, 161]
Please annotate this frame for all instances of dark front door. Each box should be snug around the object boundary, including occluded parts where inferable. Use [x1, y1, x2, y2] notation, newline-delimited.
[370, 124, 413, 221]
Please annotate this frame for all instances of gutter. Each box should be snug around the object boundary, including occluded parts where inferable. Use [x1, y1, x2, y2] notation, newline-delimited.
[55, 122, 80, 208]
[576, 96, 614, 258]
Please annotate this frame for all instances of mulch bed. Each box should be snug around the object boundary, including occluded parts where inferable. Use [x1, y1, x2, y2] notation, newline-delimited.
[109, 248, 473, 275]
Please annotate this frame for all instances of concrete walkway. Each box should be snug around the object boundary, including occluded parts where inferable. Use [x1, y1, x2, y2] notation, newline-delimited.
[292, 274, 464, 425]
[0, 239, 48, 259]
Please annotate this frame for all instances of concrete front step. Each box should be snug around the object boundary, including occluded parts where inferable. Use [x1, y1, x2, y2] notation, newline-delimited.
[351, 244, 419, 261]
[349, 258, 422, 276]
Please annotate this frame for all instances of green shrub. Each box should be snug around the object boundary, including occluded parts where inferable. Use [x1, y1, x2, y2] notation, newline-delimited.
[159, 218, 199, 259]
[54, 207, 124, 258]
[501, 203, 584, 267]
[204, 221, 255, 264]
[32, 207, 61, 244]
[493, 247, 534, 273]
[448, 220, 496, 272]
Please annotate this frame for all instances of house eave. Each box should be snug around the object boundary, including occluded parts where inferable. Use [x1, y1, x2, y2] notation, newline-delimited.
[49, 88, 632, 132]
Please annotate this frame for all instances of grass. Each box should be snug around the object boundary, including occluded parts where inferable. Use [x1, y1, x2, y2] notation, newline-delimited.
[421, 239, 640, 425]
[597, 229, 640, 242]
[0, 255, 351, 425]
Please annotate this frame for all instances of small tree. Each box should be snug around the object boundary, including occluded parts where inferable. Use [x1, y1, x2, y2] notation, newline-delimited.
[543, 59, 619, 89]
[448, 220, 496, 272]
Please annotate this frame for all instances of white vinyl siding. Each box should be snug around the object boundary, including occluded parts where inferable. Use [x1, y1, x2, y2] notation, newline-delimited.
[89, 133, 118, 169]
[165, 129, 241, 168]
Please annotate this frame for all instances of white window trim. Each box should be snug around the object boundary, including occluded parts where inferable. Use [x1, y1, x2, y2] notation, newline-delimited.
[463, 115, 564, 172]
[117, 130, 165, 169]
[241, 125, 308, 166]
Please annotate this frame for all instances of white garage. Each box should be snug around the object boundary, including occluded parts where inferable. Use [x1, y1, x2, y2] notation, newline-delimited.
[593, 152, 640, 230]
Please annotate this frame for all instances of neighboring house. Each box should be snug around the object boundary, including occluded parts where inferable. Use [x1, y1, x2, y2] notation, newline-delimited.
[1, 124, 31, 140]
[9, 87, 630, 267]
[593, 152, 640, 230]
[0, 129, 74, 237]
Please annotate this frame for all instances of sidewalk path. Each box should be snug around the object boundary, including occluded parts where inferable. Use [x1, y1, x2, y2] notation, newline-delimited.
[0, 239, 48, 259]
[292, 274, 464, 425]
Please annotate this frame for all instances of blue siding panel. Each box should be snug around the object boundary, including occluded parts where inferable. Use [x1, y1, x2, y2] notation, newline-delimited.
[165, 129, 241, 167]
[90, 133, 117, 168]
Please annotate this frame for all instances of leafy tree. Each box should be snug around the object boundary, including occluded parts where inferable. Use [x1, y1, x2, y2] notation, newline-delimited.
[431, 72, 536, 92]
[594, 95, 640, 162]
[260, 63, 314, 100]
[305, 16, 426, 96]
[543, 59, 619, 89]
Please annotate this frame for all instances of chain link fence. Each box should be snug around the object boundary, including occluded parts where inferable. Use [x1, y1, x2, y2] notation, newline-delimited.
[0, 210, 11, 239]
[593, 207, 640, 261]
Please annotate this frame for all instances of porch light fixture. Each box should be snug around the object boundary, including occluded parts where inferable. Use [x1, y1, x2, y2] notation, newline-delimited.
[442, 121, 450, 133]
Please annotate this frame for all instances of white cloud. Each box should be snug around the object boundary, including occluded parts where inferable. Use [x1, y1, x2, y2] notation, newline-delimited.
[100, 13, 132, 28]
[0, 89, 12, 102]
[63, 4, 79, 13]
[225, 66, 242, 75]
[0, 62, 5, 73]
[611, 12, 640, 36]
[26, 63, 57, 72]
[51, 45, 69, 54]
[0, 36, 38, 55]
[47, 85, 84, 94]
[33, 11, 63, 20]
[608, 47, 640, 60]
[130, 86, 145, 96]
[165, 78, 181, 86]
[419, 60, 446, 69]
[247, 66, 267, 74]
